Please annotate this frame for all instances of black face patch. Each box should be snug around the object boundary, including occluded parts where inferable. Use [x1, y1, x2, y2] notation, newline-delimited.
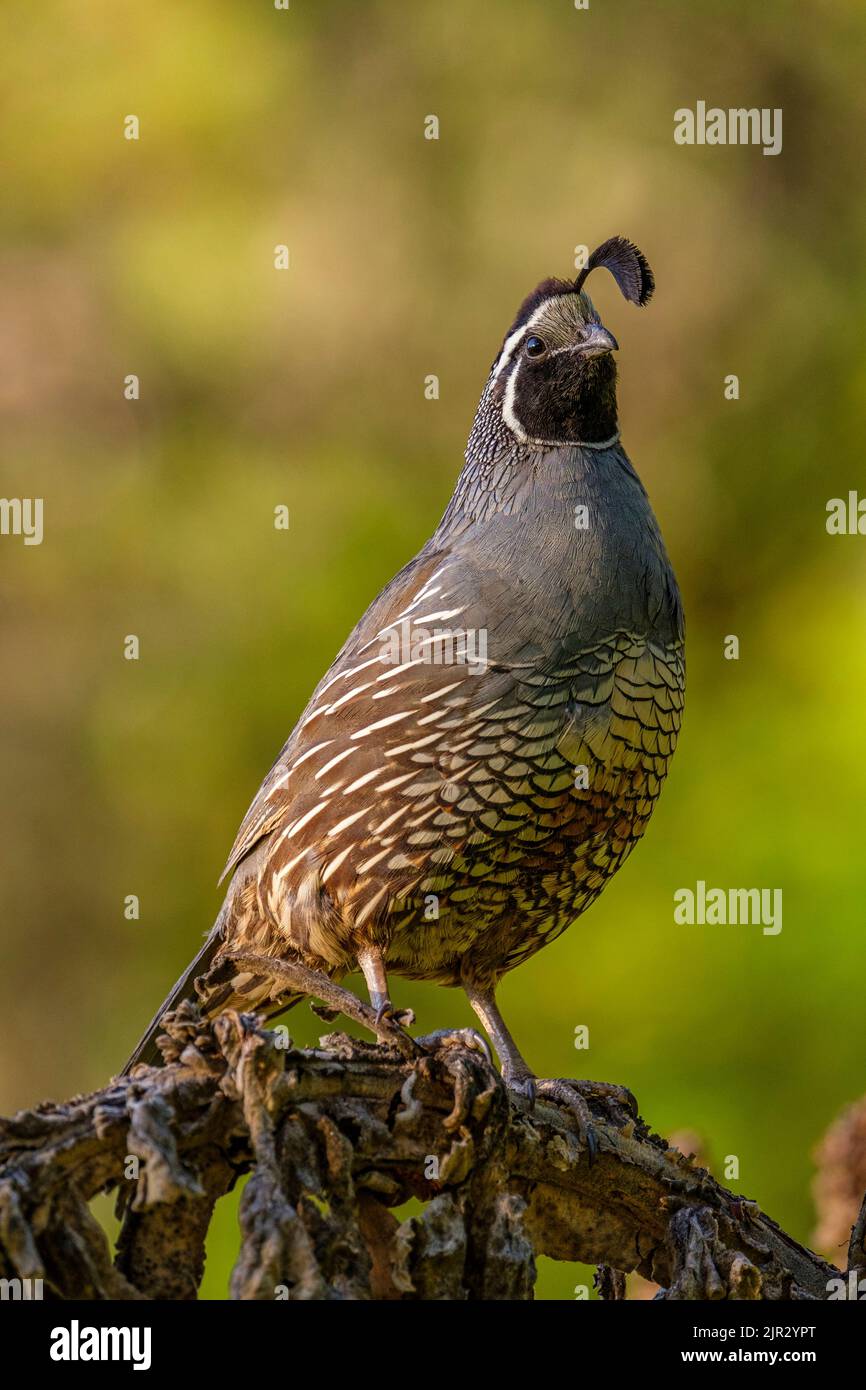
[507, 344, 618, 445]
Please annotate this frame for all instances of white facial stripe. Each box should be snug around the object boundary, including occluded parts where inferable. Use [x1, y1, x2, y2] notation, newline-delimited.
[492, 302, 551, 381]
[502, 364, 528, 441]
[496, 296, 580, 440]
[521, 431, 621, 450]
[547, 342, 584, 359]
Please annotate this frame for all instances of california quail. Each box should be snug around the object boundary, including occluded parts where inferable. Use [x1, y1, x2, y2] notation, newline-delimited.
[123, 237, 685, 1143]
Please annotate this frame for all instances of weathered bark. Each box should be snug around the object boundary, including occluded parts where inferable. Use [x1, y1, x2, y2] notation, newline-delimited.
[0, 1003, 847, 1300]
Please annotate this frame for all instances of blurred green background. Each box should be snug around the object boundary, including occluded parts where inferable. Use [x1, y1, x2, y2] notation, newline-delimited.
[1, 0, 865, 1300]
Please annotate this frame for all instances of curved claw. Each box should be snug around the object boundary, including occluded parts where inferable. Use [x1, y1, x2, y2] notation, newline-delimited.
[374, 1000, 416, 1029]
[415, 1027, 493, 1066]
[574, 1078, 638, 1119]
[502, 1071, 537, 1108]
[546, 1077, 638, 1119]
[534, 1078, 598, 1165]
[586, 1124, 598, 1165]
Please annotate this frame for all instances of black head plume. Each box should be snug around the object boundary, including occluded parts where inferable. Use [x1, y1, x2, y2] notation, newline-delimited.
[574, 237, 654, 307]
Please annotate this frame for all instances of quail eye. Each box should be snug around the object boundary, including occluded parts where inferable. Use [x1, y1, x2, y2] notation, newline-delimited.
[524, 335, 546, 358]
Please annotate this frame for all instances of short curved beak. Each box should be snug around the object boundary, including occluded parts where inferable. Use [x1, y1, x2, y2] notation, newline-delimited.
[577, 324, 619, 358]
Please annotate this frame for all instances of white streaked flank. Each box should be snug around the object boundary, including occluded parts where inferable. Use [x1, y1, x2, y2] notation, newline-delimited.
[289, 740, 334, 772]
[326, 806, 371, 838]
[315, 747, 357, 779]
[322, 844, 353, 882]
[350, 710, 412, 740]
[286, 800, 331, 839]
[341, 768, 384, 796]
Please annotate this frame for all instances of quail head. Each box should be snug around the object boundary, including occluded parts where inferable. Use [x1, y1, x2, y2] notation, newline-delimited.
[123, 237, 684, 1144]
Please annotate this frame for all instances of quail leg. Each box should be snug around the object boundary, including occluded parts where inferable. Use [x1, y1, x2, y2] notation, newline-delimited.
[222, 950, 420, 1056]
[357, 946, 415, 1028]
[463, 987, 538, 1099]
[464, 986, 636, 1163]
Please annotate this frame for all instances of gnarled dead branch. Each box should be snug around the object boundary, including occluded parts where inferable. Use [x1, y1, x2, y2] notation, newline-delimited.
[0, 1005, 845, 1300]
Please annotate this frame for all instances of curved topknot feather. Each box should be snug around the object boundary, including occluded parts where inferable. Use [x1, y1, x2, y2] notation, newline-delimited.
[574, 237, 655, 307]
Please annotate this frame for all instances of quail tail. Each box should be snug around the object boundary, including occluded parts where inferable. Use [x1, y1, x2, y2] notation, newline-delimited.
[118, 929, 225, 1076]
